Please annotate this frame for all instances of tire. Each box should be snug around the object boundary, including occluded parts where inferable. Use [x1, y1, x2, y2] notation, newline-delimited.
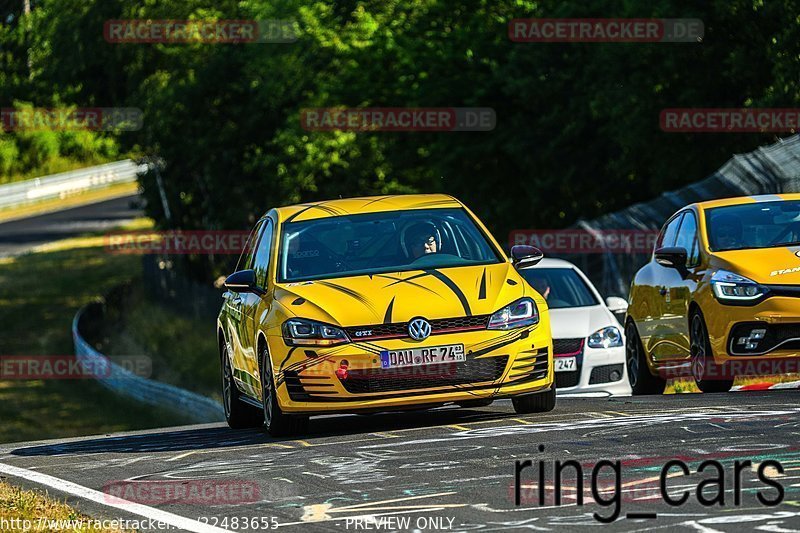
[512, 388, 555, 414]
[260, 344, 309, 437]
[625, 320, 666, 395]
[690, 311, 733, 393]
[456, 399, 494, 408]
[221, 344, 263, 429]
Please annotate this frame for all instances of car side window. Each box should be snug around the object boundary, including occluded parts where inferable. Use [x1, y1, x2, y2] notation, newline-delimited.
[655, 213, 683, 250]
[675, 211, 700, 267]
[236, 220, 264, 272]
[252, 219, 274, 288]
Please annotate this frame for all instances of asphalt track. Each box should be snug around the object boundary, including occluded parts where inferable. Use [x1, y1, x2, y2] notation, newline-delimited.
[1, 392, 799, 532]
[0, 194, 141, 256]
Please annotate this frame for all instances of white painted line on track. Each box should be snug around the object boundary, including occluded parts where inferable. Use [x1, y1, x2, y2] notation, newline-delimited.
[0, 462, 233, 533]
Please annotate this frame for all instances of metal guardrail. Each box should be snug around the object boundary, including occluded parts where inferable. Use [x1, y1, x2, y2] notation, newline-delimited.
[0, 159, 146, 210]
[72, 302, 225, 424]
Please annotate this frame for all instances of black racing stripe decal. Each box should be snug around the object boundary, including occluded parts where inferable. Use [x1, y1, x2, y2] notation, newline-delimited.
[408, 199, 459, 208]
[425, 269, 472, 316]
[292, 297, 306, 306]
[278, 346, 299, 371]
[361, 196, 392, 208]
[384, 297, 395, 324]
[377, 273, 440, 296]
[478, 268, 487, 300]
[470, 328, 531, 357]
[379, 272, 433, 286]
[284, 203, 342, 223]
[507, 279, 517, 285]
[316, 280, 378, 316]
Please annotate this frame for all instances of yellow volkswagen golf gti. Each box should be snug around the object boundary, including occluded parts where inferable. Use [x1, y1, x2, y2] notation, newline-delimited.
[217, 194, 554, 435]
[627, 194, 800, 394]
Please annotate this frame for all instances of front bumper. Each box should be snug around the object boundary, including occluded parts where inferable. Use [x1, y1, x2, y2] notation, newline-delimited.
[268, 324, 553, 414]
[705, 295, 800, 362]
[554, 344, 631, 396]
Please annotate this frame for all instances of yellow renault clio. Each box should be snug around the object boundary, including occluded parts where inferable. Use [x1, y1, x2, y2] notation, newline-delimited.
[627, 194, 800, 394]
[217, 194, 554, 435]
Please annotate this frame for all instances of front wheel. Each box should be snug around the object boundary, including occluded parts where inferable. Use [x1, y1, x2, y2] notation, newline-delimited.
[690, 312, 733, 393]
[625, 321, 666, 395]
[512, 388, 555, 414]
[260, 345, 309, 436]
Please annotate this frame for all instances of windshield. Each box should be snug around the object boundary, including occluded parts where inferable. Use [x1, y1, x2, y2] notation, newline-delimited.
[519, 267, 600, 309]
[707, 200, 800, 252]
[278, 208, 502, 282]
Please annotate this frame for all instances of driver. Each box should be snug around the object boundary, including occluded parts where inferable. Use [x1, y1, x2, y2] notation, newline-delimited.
[406, 222, 440, 259]
[714, 213, 743, 250]
[529, 277, 551, 300]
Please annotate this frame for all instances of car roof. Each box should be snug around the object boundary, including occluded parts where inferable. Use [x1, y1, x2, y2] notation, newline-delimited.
[274, 194, 462, 223]
[692, 192, 800, 211]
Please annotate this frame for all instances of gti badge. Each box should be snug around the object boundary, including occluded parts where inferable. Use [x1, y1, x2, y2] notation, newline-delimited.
[408, 318, 432, 341]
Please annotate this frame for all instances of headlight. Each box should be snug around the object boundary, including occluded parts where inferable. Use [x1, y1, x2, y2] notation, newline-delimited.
[487, 297, 539, 330]
[710, 269, 766, 303]
[282, 318, 350, 346]
[587, 326, 623, 349]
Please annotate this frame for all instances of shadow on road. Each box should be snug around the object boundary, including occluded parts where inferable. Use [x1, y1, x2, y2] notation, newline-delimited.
[9, 402, 545, 457]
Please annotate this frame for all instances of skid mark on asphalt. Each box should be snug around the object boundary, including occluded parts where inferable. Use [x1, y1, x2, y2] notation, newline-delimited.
[287, 491, 466, 527]
[358, 408, 800, 448]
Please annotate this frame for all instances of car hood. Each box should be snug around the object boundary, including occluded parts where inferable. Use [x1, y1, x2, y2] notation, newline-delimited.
[712, 246, 800, 284]
[273, 262, 533, 327]
[549, 305, 617, 339]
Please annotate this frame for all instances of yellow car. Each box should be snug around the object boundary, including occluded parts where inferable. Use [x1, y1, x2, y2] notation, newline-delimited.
[217, 194, 554, 435]
[626, 193, 800, 394]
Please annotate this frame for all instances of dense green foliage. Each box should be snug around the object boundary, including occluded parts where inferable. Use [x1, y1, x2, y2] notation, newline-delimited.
[2, 0, 799, 259]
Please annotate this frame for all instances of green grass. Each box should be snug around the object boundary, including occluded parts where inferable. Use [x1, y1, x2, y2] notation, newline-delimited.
[0, 480, 132, 532]
[101, 286, 221, 400]
[0, 219, 189, 444]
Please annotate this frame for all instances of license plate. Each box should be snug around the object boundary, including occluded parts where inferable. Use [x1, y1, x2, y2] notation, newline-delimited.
[555, 357, 577, 372]
[379, 344, 465, 369]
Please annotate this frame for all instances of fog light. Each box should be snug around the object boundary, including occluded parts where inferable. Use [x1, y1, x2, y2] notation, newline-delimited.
[335, 360, 349, 380]
[610, 369, 621, 381]
[751, 329, 766, 340]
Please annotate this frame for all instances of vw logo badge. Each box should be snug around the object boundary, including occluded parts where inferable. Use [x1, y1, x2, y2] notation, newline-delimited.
[408, 318, 432, 341]
[795, 250, 800, 258]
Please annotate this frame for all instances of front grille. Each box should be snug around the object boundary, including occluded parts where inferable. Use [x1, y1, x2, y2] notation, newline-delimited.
[340, 355, 508, 394]
[554, 338, 584, 389]
[556, 372, 580, 388]
[728, 322, 800, 355]
[589, 364, 624, 384]
[553, 338, 584, 356]
[345, 315, 490, 341]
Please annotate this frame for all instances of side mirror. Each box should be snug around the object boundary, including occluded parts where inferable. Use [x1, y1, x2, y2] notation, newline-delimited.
[654, 247, 687, 269]
[224, 269, 264, 295]
[511, 245, 544, 269]
[605, 296, 629, 314]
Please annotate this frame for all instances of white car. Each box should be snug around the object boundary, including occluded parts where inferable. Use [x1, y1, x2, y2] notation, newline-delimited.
[518, 258, 632, 396]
